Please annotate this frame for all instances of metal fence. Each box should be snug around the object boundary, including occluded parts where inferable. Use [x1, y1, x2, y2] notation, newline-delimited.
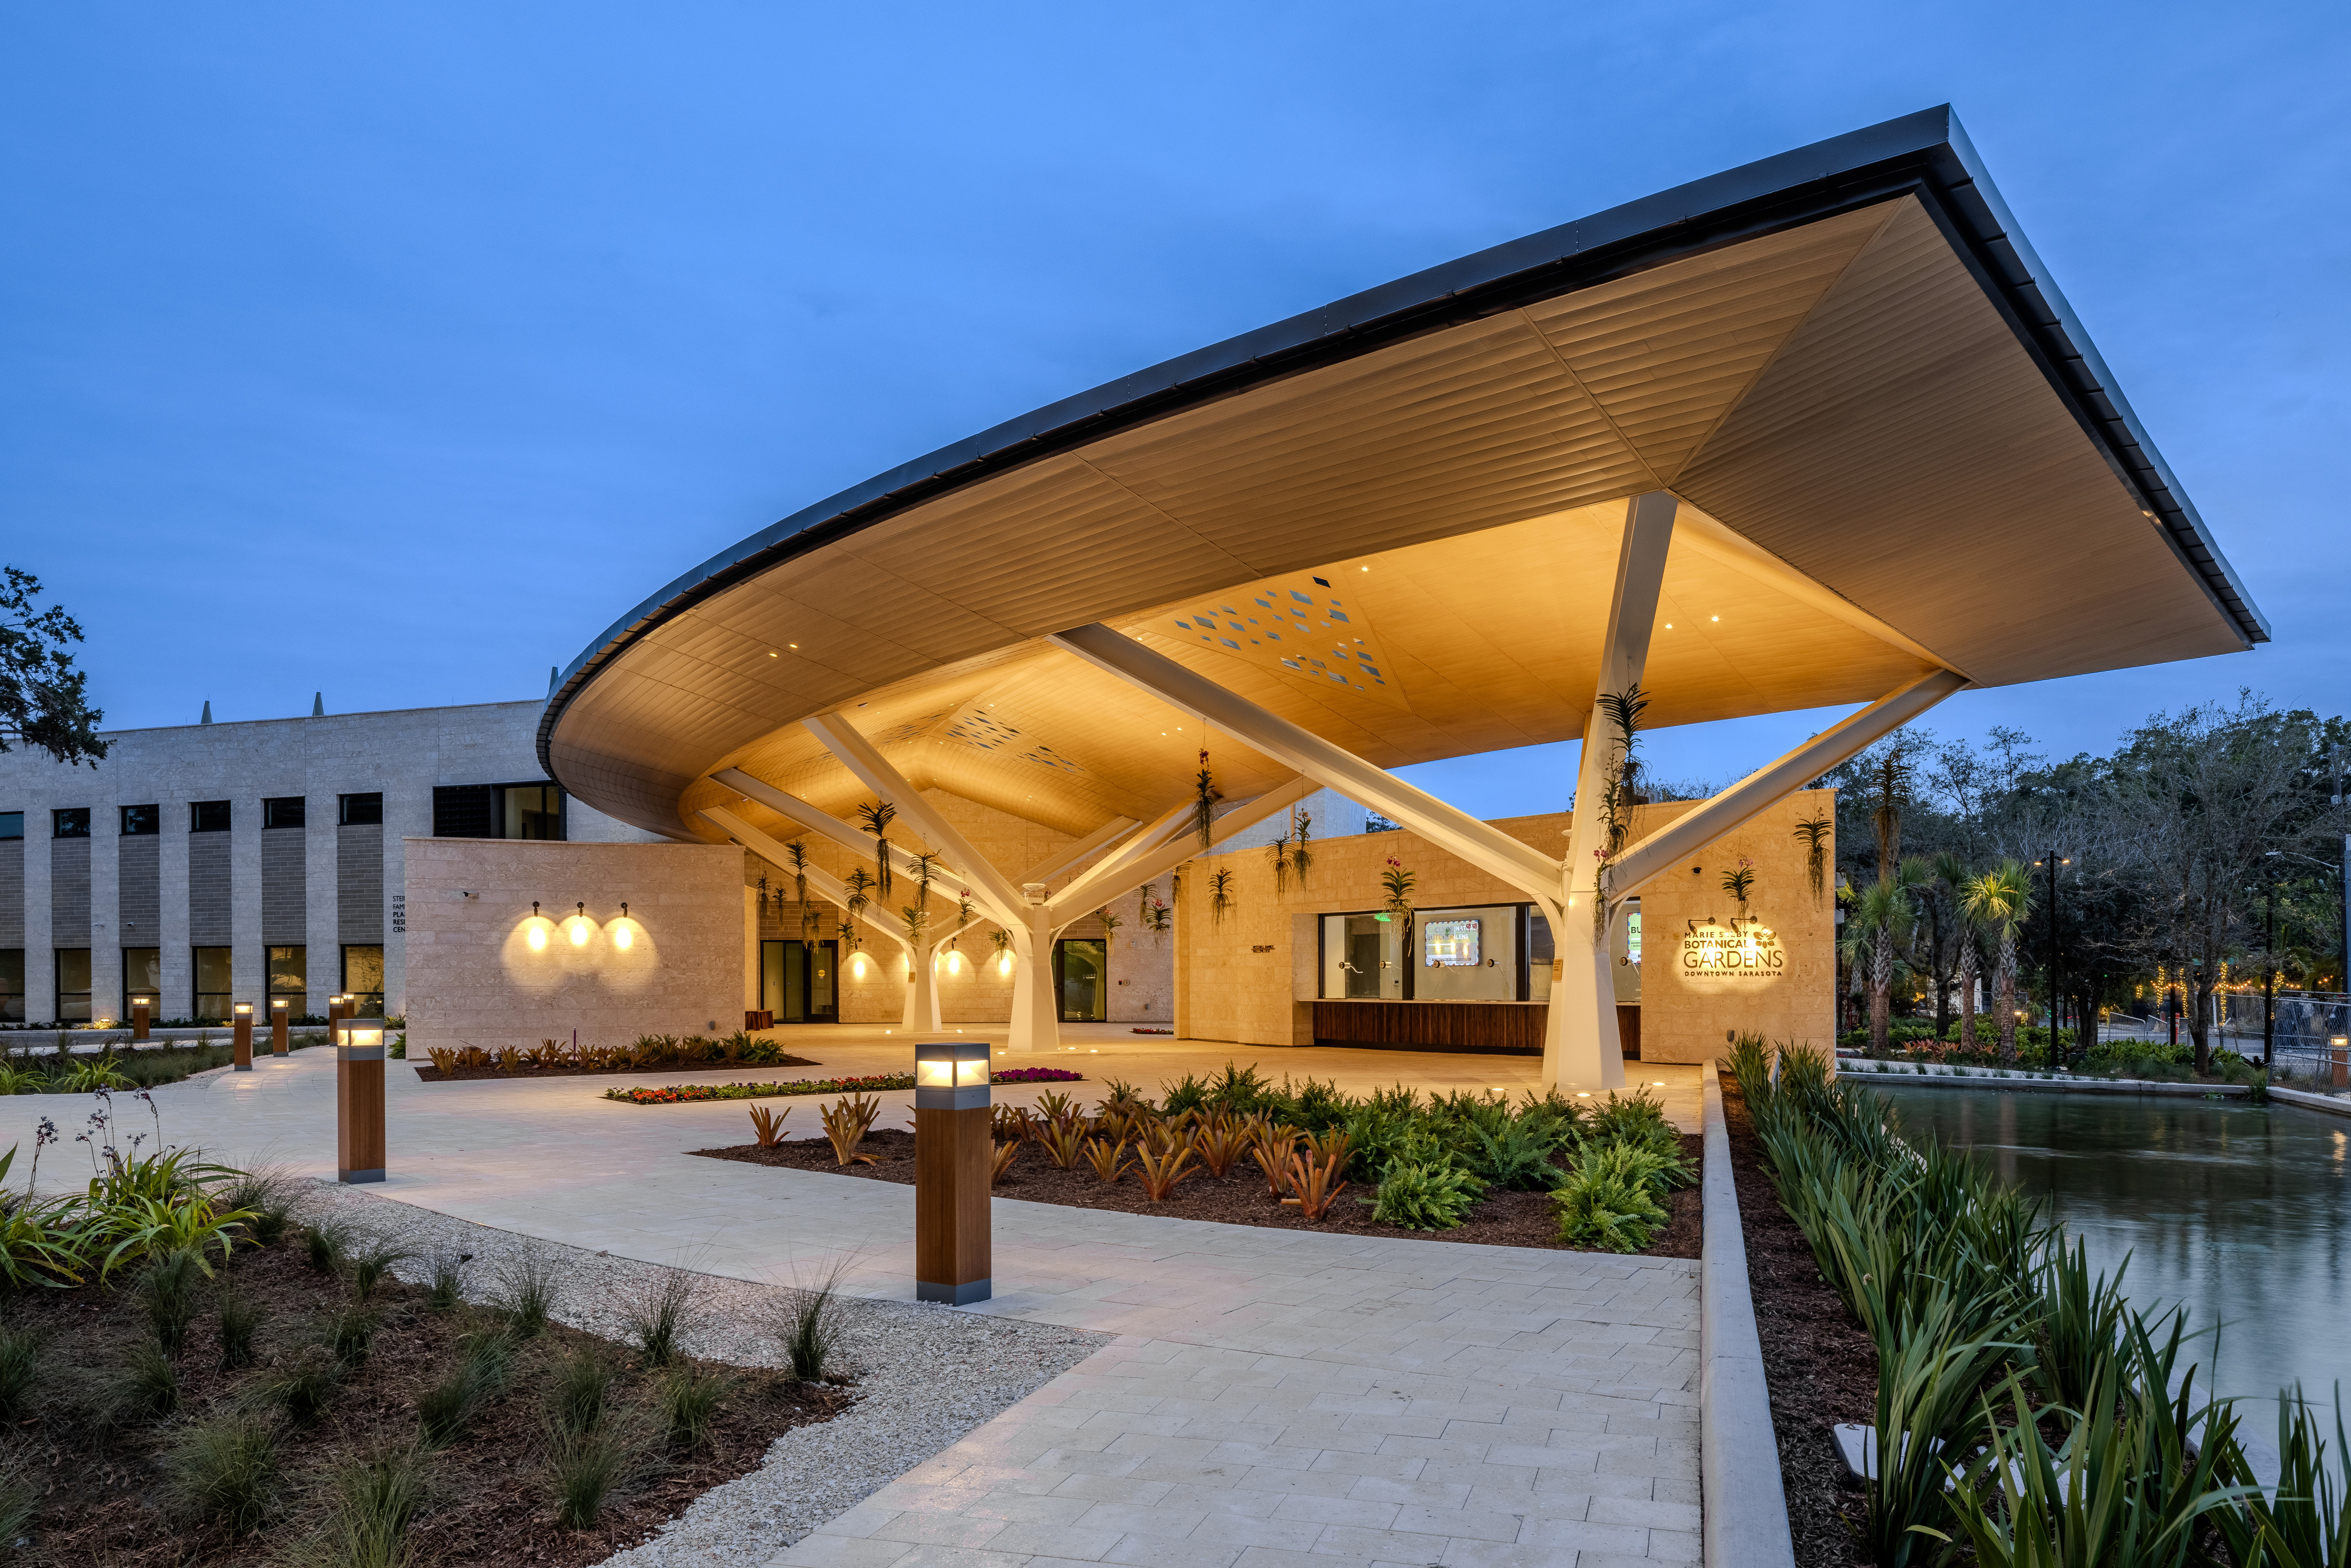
[2215, 990, 2351, 1083]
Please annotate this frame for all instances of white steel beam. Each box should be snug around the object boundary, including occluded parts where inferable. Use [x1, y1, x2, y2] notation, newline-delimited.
[803, 713, 1030, 930]
[709, 767, 984, 913]
[1044, 797, 1196, 907]
[1048, 626, 1561, 900]
[1018, 815, 1140, 887]
[700, 807, 910, 956]
[1606, 668, 1968, 896]
[1046, 777, 1316, 925]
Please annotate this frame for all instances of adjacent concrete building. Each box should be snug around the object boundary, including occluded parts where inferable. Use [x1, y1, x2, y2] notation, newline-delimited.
[0, 701, 661, 1025]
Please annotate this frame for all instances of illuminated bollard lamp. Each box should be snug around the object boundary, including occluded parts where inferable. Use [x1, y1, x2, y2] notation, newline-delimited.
[913, 1039, 991, 1305]
[232, 1003, 254, 1071]
[270, 997, 290, 1055]
[130, 994, 152, 1043]
[336, 1016, 389, 1184]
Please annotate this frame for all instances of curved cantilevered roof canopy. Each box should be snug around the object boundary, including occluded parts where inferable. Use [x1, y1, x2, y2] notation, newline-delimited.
[544, 105, 2265, 846]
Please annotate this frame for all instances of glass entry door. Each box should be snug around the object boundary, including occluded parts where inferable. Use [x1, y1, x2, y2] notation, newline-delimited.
[760, 940, 840, 1023]
[1053, 938, 1108, 1023]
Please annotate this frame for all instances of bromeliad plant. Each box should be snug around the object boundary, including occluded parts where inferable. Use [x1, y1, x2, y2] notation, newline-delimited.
[1208, 868, 1236, 927]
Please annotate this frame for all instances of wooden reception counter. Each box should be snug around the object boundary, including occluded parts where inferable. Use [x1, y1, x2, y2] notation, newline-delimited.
[1309, 999, 1642, 1058]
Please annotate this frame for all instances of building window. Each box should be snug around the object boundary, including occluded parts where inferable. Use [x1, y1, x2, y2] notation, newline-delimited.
[342, 945, 385, 1016]
[0, 950, 22, 1024]
[192, 801, 231, 833]
[123, 947, 161, 1015]
[55, 949, 91, 1023]
[53, 808, 90, 839]
[193, 946, 232, 1023]
[121, 804, 160, 836]
[500, 783, 564, 840]
[268, 946, 307, 1008]
[0, 813, 22, 840]
[339, 793, 383, 826]
[432, 782, 565, 840]
[263, 797, 306, 830]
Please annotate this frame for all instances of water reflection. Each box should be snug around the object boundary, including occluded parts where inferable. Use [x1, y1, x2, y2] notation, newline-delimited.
[1868, 1085, 2351, 1420]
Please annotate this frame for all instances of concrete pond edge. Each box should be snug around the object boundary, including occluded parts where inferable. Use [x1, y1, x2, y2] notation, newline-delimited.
[1698, 1058, 1796, 1568]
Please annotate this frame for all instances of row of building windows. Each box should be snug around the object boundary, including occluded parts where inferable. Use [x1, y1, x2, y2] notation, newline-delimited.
[0, 795, 386, 840]
[0, 946, 386, 1025]
[2, 783, 563, 841]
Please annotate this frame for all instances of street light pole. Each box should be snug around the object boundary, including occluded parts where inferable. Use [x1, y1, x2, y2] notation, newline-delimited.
[2034, 851, 2069, 1061]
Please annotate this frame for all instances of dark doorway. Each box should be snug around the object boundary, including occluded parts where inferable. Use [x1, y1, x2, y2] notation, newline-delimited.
[761, 940, 839, 1023]
[1053, 938, 1108, 1023]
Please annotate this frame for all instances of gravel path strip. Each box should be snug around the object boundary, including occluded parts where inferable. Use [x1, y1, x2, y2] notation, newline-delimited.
[298, 1182, 1109, 1568]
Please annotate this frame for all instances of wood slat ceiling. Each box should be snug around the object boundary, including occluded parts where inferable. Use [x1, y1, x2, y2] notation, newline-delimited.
[558, 194, 2249, 843]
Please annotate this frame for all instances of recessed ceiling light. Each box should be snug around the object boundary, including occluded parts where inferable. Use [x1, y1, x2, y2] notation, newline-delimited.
[1710, 615, 1719, 622]
[768, 651, 778, 658]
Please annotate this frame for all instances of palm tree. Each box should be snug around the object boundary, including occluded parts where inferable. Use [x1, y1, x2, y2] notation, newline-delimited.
[1929, 851, 1974, 1037]
[1963, 861, 2035, 1065]
[1841, 875, 1918, 1056]
[1952, 890, 1984, 1053]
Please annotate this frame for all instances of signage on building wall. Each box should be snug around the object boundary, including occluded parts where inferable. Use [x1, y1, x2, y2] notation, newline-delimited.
[1679, 918, 1784, 983]
[390, 896, 406, 934]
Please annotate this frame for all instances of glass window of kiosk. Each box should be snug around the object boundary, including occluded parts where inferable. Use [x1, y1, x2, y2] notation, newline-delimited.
[1413, 905, 1522, 1002]
[1319, 913, 1406, 998]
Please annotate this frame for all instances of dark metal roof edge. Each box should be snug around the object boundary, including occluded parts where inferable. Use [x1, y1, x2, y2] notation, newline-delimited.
[1925, 115, 2267, 646]
[540, 104, 2263, 781]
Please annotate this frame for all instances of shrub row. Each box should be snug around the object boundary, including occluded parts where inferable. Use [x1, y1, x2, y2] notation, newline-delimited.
[606, 1067, 1084, 1105]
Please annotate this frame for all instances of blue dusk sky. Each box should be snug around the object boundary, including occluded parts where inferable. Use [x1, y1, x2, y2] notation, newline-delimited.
[3, 2, 2344, 818]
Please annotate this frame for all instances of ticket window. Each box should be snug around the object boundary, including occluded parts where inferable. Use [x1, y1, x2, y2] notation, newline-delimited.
[1413, 906, 1519, 1002]
[1612, 899, 1643, 1003]
[1321, 913, 1406, 999]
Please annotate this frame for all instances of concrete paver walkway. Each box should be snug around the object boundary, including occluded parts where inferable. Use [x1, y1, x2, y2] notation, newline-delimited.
[12, 1030, 1701, 1566]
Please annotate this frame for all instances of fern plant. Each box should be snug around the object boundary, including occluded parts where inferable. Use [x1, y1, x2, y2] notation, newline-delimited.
[1371, 1161, 1480, 1231]
[1553, 1161, 1669, 1251]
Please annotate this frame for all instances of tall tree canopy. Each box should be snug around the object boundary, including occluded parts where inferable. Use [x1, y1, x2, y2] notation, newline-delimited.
[0, 567, 107, 768]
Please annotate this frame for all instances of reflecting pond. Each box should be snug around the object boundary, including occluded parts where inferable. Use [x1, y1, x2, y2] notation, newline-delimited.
[1865, 1084, 2351, 1420]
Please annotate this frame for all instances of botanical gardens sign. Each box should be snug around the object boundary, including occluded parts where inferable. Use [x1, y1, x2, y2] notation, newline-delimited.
[1679, 918, 1787, 984]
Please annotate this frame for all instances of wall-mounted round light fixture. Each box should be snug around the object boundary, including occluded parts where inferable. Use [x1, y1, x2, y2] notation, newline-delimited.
[849, 952, 870, 979]
[570, 901, 591, 946]
[945, 950, 964, 975]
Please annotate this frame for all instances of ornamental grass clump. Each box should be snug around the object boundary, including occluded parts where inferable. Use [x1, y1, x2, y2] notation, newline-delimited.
[658, 1362, 729, 1450]
[619, 1266, 706, 1369]
[0, 1326, 40, 1420]
[218, 1283, 263, 1370]
[774, 1258, 854, 1383]
[293, 1447, 429, 1568]
[140, 1247, 203, 1353]
[417, 1329, 515, 1448]
[164, 1411, 281, 1536]
[491, 1244, 565, 1338]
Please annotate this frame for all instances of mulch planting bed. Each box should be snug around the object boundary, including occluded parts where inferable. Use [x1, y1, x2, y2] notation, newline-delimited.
[1721, 1081, 1876, 1568]
[413, 1054, 818, 1082]
[695, 1128, 1703, 1257]
[3, 1236, 849, 1566]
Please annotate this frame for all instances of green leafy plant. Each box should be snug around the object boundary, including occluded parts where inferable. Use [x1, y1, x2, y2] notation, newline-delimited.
[775, 1258, 854, 1383]
[547, 1347, 614, 1437]
[490, 1245, 564, 1337]
[350, 1239, 416, 1302]
[659, 1362, 728, 1449]
[1793, 814, 1832, 906]
[112, 1339, 180, 1422]
[545, 1419, 634, 1529]
[418, 1329, 515, 1447]
[293, 1447, 429, 1568]
[1553, 1158, 1669, 1252]
[1720, 856, 1756, 913]
[0, 1326, 42, 1419]
[1371, 1161, 1481, 1231]
[1208, 867, 1236, 926]
[326, 1301, 382, 1365]
[1290, 806, 1312, 887]
[1191, 747, 1222, 848]
[854, 799, 897, 898]
[266, 1346, 344, 1425]
[1268, 832, 1291, 894]
[218, 1283, 263, 1371]
[2215, 1382, 2351, 1567]
[139, 1247, 203, 1353]
[164, 1411, 281, 1536]
[620, 1266, 705, 1369]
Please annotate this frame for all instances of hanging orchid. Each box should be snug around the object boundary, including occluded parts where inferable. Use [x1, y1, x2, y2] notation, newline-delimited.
[1143, 894, 1172, 941]
[855, 800, 898, 899]
[1793, 816, 1832, 907]
[1380, 856, 1417, 945]
[1291, 805, 1313, 887]
[909, 849, 938, 912]
[1209, 867, 1237, 927]
[784, 840, 810, 910]
[837, 918, 859, 952]
[843, 865, 874, 927]
[1721, 857, 1756, 914]
[901, 905, 930, 948]
[1192, 748, 1223, 849]
[1592, 682, 1648, 940]
[1097, 904, 1124, 944]
[951, 888, 975, 949]
[1268, 832, 1291, 895]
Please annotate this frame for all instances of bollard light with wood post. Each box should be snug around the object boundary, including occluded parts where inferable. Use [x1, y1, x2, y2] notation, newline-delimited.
[232, 1003, 254, 1071]
[270, 997, 290, 1055]
[130, 995, 152, 1043]
[336, 1014, 387, 1183]
[913, 1039, 991, 1305]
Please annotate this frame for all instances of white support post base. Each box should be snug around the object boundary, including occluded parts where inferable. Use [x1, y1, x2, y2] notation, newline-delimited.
[903, 944, 942, 1033]
[1004, 895, 1061, 1053]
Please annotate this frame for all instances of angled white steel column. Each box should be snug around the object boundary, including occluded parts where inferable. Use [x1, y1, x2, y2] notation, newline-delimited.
[1553, 491, 1679, 1092]
[1019, 816, 1140, 886]
[1605, 669, 1968, 896]
[1047, 778, 1316, 925]
[701, 806, 940, 1030]
[709, 769, 984, 910]
[1049, 630, 1560, 899]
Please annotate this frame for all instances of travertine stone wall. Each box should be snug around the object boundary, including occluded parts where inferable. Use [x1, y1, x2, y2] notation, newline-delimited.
[0, 700, 662, 1022]
[403, 837, 744, 1055]
[1174, 790, 1836, 1063]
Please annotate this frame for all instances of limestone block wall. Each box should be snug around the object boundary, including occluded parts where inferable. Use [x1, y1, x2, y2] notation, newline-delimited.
[403, 838, 744, 1055]
[1173, 790, 1836, 1063]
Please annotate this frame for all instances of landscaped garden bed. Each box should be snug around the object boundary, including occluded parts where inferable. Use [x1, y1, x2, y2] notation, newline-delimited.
[605, 1067, 1085, 1104]
[418, 1033, 817, 1082]
[0, 1035, 331, 1093]
[0, 1102, 870, 1566]
[693, 1066, 1702, 1257]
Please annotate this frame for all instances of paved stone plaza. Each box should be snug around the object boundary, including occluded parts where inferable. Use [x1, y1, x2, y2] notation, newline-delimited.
[12, 1029, 1702, 1566]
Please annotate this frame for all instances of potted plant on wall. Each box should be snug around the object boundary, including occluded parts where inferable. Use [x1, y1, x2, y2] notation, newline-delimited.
[1721, 857, 1756, 917]
[1380, 856, 1416, 944]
